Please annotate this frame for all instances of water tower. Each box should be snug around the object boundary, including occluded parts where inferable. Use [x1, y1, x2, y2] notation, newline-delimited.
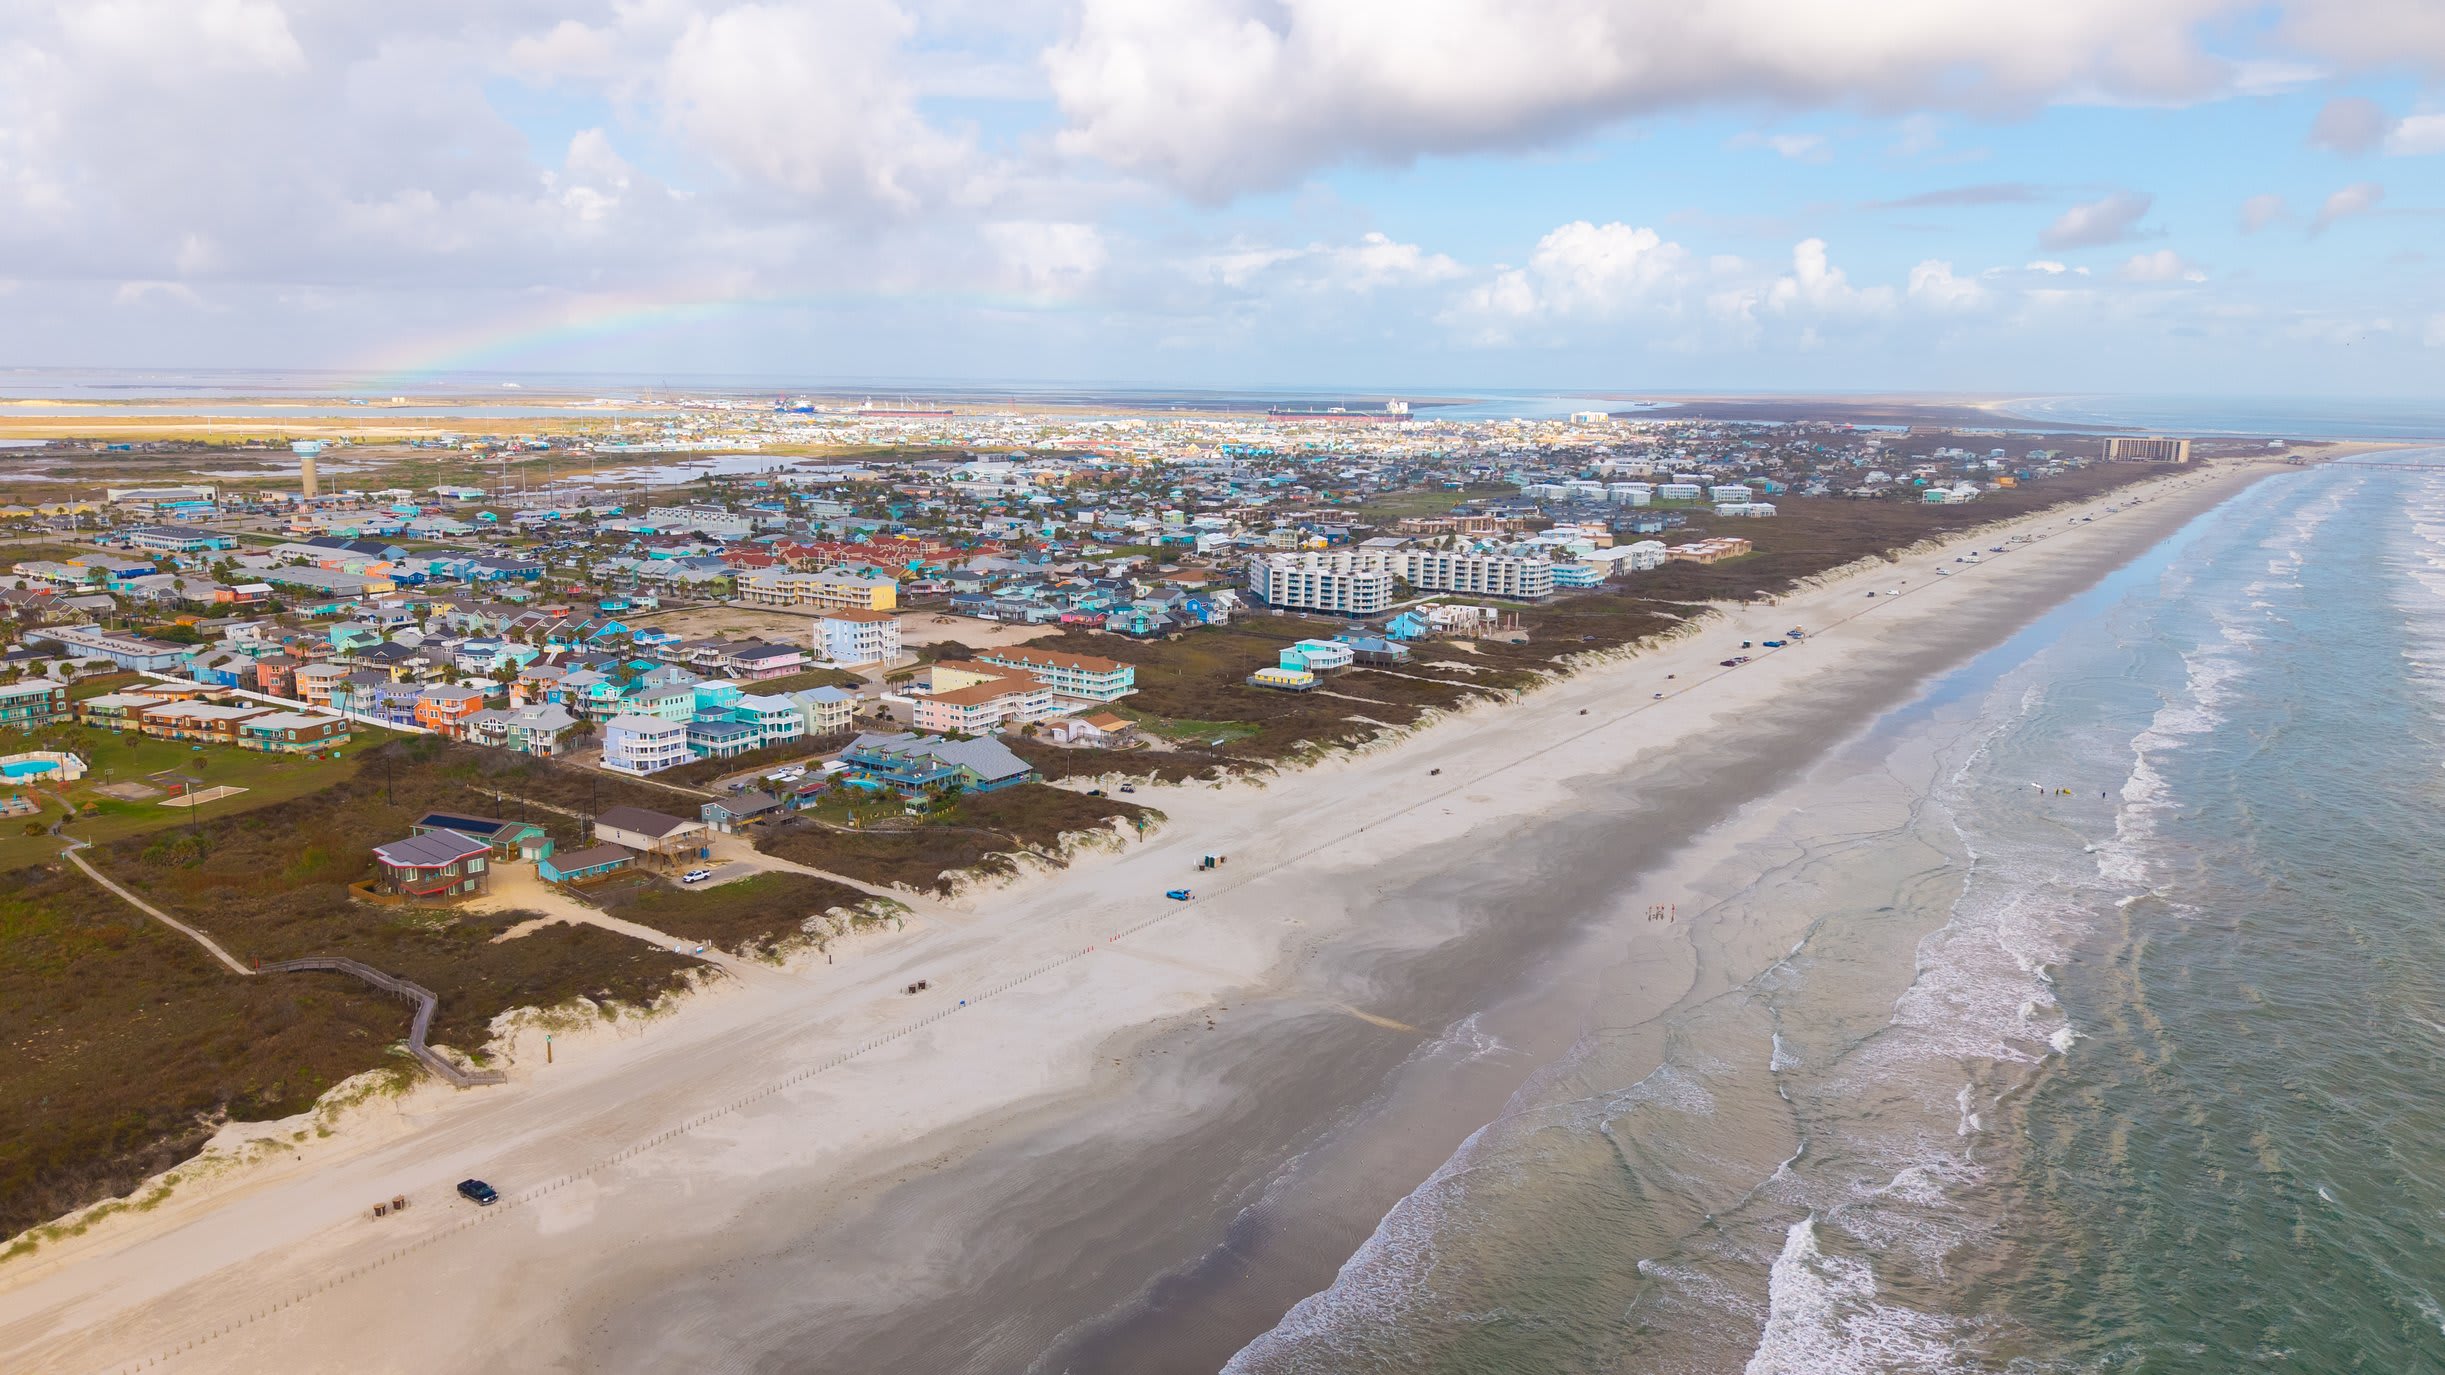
[291, 440, 324, 498]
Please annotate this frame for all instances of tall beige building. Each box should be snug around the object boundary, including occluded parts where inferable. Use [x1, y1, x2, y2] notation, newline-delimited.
[2104, 437, 2191, 463]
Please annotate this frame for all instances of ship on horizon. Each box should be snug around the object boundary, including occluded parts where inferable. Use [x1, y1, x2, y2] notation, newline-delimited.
[1267, 399, 1411, 422]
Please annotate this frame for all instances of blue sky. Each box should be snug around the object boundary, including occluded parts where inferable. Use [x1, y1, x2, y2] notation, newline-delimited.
[0, 0, 2439, 397]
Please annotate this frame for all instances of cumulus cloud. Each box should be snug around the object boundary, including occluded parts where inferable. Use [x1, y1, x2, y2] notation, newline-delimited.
[2309, 96, 2391, 153]
[2310, 180, 2384, 232]
[2388, 114, 2445, 156]
[2039, 192, 2153, 250]
[1442, 220, 1700, 343]
[2239, 192, 2290, 232]
[1045, 0, 2239, 197]
[1767, 239, 1894, 316]
[662, 1, 975, 212]
[60, 0, 305, 78]
[2119, 249, 2206, 282]
[982, 221, 1106, 298]
[2285, 0, 2445, 71]
[1907, 259, 1986, 310]
[1525, 221, 1695, 314]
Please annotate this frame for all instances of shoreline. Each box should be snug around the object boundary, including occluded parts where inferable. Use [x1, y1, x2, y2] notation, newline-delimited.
[0, 458, 2284, 1373]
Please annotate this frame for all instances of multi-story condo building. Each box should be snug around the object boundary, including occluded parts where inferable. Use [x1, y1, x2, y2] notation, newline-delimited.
[1249, 546, 1555, 610]
[0, 681, 69, 730]
[907, 662, 1055, 736]
[973, 646, 1135, 703]
[1248, 552, 1395, 616]
[1389, 550, 1556, 600]
[736, 568, 899, 612]
[814, 608, 903, 666]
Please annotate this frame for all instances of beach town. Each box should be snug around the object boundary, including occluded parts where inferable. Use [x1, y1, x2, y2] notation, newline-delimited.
[0, 389, 2304, 1371]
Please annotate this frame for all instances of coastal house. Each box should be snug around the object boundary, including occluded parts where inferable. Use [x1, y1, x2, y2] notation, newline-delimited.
[537, 843, 636, 886]
[370, 831, 491, 904]
[411, 812, 552, 860]
[841, 731, 1036, 795]
[591, 805, 711, 872]
[235, 710, 351, 754]
[601, 714, 690, 775]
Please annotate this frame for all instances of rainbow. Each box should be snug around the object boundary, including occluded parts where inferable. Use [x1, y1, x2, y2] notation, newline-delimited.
[352, 287, 750, 391]
[352, 278, 1093, 392]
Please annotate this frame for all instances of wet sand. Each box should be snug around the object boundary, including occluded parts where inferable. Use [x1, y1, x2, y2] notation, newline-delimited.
[0, 463, 2265, 1375]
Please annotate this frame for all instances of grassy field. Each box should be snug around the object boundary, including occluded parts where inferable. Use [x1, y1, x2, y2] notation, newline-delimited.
[589, 870, 885, 956]
[0, 724, 386, 873]
[755, 782, 1154, 894]
[2, 736, 713, 1248]
[1347, 482, 1519, 525]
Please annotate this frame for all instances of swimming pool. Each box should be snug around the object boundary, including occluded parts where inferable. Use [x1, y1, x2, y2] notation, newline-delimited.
[0, 760, 57, 779]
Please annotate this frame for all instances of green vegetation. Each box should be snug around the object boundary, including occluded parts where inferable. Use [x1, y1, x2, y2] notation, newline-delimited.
[590, 870, 883, 957]
[1111, 711, 1263, 745]
[755, 782, 1154, 894]
[0, 724, 386, 873]
[1347, 482, 1517, 524]
[0, 737, 716, 1245]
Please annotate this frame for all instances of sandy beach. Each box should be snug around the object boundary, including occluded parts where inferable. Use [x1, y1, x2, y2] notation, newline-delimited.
[0, 460, 2270, 1375]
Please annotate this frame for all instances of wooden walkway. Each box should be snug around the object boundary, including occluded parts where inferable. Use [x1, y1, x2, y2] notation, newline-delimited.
[61, 842, 508, 1089]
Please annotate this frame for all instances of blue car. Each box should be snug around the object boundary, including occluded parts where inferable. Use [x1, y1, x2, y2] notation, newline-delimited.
[457, 1178, 499, 1206]
[1165, 889, 1193, 901]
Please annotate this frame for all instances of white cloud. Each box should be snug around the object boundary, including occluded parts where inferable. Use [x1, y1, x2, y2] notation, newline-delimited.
[2119, 249, 2206, 282]
[1526, 221, 1693, 315]
[982, 220, 1106, 298]
[2039, 191, 2153, 250]
[2387, 114, 2445, 156]
[1323, 232, 1466, 291]
[2310, 180, 2384, 232]
[1734, 131, 1832, 163]
[1046, 0, 2240, 198]
[1189, 232, 1462, 294]
[60, 0, 305, 78]
[662, 1, 975, 212]
[1767, 239, 1894, 316]
[1908, 259, 1986, 310]
[112, 280, 211, 309]
[2239, 192, 2289, 232]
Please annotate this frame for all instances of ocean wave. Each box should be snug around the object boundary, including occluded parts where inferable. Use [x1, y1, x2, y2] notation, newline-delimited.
[1743, 1217, 1980, 1375]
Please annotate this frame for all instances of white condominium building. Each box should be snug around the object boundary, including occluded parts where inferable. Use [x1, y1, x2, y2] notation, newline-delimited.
[814, 608, 903, 666]
[1251, 546, 1556, 609]
[1250, 553, 1396, 615]
[1391, 549, 1556, 599]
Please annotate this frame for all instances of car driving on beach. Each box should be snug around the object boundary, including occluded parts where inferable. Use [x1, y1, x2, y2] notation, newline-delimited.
[456, 1179, 498, 1206]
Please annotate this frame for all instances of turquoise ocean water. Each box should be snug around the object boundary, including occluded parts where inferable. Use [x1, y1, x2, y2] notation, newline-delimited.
[1225, 452, 2445, 1374]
